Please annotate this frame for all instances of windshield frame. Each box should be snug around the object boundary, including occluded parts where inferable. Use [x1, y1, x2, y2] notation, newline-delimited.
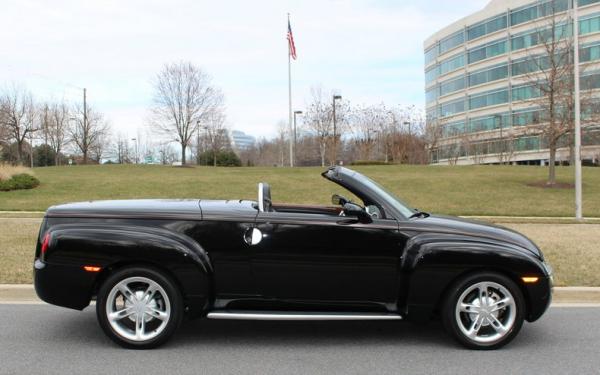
[322, 166, 416, 221]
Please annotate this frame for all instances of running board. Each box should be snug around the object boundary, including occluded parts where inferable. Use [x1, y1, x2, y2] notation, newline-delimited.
[206, 310, 403, 321]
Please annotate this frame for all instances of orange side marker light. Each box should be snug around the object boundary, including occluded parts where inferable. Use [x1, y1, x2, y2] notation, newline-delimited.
[83, 266, 102, 272]
[522, 276, 539, 283]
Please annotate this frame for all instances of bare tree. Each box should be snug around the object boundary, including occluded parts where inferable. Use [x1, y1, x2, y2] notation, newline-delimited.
[111, 133, 133, 164]
[349, 104, 384, 161]
[519, 4, 597, 185]
[303, 86, 348, 166]
[150, 62, 225, 164]
[0, 85, 37, 164]
[69, 105, 109, 164]
[201, 111, 230, 166]
[47, 102, 70, 165]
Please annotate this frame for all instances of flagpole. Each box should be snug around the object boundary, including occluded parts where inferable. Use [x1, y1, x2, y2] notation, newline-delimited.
[288, 13, 294, 167]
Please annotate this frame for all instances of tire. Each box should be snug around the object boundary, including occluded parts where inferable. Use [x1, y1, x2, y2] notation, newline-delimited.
[96, 266, 183, 349]
[442, 271, 525, 350]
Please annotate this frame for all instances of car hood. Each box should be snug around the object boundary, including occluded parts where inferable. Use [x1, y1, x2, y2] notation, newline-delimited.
[417, 214, 543, 259]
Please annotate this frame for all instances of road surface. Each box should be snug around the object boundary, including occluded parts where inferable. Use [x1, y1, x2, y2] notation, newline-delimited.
[0, 304, 598, 374]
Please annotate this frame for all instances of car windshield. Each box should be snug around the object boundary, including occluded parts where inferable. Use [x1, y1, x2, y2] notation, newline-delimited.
[352, 171, 416, 219]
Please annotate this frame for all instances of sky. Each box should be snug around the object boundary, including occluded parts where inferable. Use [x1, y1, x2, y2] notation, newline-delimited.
[0, 0, 488, 140]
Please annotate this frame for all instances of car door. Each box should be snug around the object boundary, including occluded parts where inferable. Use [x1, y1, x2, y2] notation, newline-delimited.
[250, 211, 407, 312]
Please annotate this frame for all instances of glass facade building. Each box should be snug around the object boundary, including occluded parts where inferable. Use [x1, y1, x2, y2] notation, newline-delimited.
[424, 0, 600, 165]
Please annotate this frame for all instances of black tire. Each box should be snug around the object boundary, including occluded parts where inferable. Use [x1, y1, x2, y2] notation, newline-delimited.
[442, 271, 525, 350]
[96, 266, 183, 349]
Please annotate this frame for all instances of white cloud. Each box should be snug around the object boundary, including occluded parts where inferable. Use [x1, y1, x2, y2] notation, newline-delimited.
[0, 0, 487, 139]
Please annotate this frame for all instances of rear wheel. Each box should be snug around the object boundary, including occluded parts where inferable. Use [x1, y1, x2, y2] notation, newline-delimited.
[96, 267, 183, 349]
[442, 272, 525, 350]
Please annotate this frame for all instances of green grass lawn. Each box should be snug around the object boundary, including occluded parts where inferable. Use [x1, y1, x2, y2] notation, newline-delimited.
[0, 164, 598, 217]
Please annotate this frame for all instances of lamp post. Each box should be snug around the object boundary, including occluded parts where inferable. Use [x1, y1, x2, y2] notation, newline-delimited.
[131, 138, 138, 164]
[293, 110, 302, 167]
[332, 95, 342, 165]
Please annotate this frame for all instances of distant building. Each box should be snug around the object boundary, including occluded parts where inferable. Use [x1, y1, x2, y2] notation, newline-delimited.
[425, 0, 600, 165]
[230, 130, 256, 151]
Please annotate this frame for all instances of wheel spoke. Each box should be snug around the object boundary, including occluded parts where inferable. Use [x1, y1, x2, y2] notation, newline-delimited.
[460, 303, 479, 313]
[146, 307, 168, 321]
[117, 283, 136, 302]
[467, 314, 484, 338]
[135, 314, 146, 339]
[108, 307, 135, 322]
[491, 297, 510, 312]
[142, 284, 158, 303]
[487, 314, 508, 334]
[478, 283, 488, 300]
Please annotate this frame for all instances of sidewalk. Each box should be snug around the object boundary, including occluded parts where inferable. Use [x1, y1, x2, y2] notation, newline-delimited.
[2, 284, 599, 305]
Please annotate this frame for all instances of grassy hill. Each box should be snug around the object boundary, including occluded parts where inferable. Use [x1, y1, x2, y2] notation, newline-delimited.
[1, 164, 599, 217]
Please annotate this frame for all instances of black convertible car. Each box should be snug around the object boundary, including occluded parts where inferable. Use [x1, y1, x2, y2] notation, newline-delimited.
[34, 166, 553, 349]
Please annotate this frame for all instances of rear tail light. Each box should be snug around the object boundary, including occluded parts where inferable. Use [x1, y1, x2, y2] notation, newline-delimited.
[41, 232, 51, 254]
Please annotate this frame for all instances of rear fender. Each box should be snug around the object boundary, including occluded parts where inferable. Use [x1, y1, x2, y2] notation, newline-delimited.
[39, 224, 212, 315]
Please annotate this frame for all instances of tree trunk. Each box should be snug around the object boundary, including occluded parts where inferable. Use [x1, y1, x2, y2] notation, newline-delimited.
[16, 140, 23, 165]
[320, 142, 326, 167]
[548, 141, 556, 186]
[213, 149, 217, 167]
[181, 144, 186, 165]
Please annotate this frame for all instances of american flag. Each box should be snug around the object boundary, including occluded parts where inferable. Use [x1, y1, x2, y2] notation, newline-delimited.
[287, 19, 297, 60]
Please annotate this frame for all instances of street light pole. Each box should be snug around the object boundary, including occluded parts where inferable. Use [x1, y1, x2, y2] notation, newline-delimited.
[332, 95, 342, 165]
[573, 0, 583, 220]
[293, 110, 302, 167]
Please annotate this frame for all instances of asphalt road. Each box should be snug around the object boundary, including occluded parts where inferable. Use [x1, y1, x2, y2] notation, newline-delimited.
[1, 304, 599, 375]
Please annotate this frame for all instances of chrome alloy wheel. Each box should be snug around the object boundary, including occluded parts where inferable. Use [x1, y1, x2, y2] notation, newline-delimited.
[455, 281, 516, 344]
[106, 276, 171, 342]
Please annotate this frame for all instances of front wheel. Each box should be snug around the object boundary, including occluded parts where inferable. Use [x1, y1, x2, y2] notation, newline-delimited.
[96, 266, 183, 349]
[442, 272, 525, 350]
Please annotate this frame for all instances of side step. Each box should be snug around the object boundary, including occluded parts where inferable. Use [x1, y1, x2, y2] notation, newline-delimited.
[206, 310, 402, 321]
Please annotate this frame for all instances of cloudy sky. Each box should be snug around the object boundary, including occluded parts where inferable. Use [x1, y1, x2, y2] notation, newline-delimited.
[0, 0, 488, 139]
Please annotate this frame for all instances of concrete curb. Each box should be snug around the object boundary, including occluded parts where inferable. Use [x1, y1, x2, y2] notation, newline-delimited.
[2, 284, 600, 305]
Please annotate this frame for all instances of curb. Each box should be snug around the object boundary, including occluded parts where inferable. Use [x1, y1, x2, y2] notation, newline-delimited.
[2, 284, 600, 305]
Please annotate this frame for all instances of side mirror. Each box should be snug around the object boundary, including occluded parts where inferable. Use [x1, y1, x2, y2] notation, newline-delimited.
[342, 203, 373, 224]
[331, 194, 349, 206]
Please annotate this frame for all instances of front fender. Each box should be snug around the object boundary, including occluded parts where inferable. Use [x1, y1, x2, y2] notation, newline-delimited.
[36, 224, 212, 316]
[400, 233, 550, 322]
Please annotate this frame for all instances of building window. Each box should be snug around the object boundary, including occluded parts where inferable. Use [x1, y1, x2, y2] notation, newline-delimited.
[512, 84, 542, 101]
[511, 0, 569, 27]
[580, 14, 600, 35]
[468, 14, 508, 41]
[511, 55, 551, 76]
[426, 87, 438, 104]
[440, 31, 465, 54]
[469, 89, 509, 110]
[580, 0, 600, 6]
[442, 121, 466, 137]
[513, 109, 543, 126]
[468, 113, 509, 133]
[425, 45, 438, 65]
[439, 53, 465, 74]
[468, 40, 507, 64]
[440, 99, 465, 117]
[468, 64, 509, 86]
[581, 71, 600, 90]
[580, 42, 600, 62]
[425, 66, 438, 84]
[440, 76, 466, 96]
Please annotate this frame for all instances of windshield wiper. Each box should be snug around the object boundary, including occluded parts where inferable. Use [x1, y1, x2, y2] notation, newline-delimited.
[409, 209, 430, 219]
